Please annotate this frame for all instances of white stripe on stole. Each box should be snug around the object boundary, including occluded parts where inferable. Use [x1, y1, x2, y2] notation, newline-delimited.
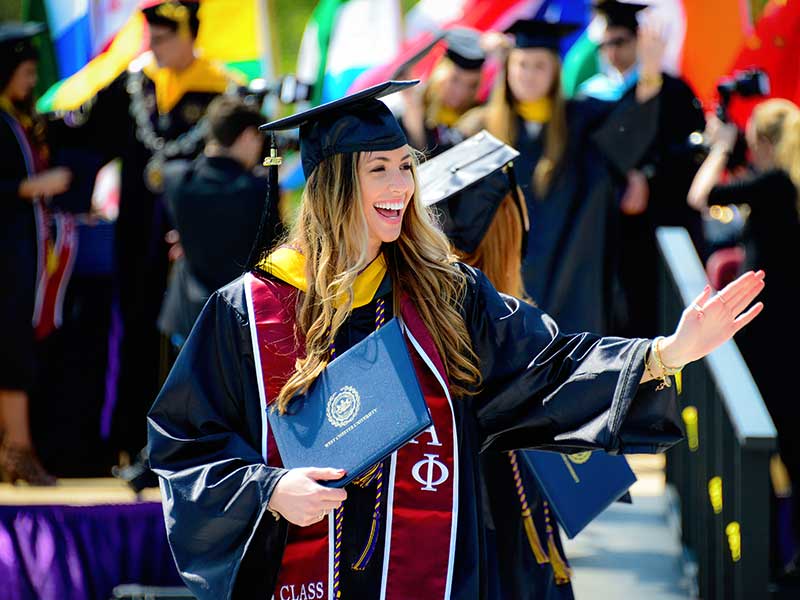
[379, 451, 398, 600]
[328, 511, 334, 600]
[52, 214, 78, 328]
[402, 323, 459, 600]
[243, 274, 269, 463]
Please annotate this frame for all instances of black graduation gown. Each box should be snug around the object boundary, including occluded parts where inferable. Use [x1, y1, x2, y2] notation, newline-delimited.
[48, 60, 232, 454]
[147, 264, 683, 600]
[516, 99, 624, 335]
[158, 155, 282, 342]
[611, 74, 706, 337]
[0, 110, 40, 391]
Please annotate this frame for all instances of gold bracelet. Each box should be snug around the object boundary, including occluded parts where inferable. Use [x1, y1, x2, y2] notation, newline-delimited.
[653, 336, 682, 375]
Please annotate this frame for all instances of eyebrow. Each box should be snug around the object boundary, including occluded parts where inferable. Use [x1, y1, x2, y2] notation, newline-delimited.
[366, 153, 412, 163]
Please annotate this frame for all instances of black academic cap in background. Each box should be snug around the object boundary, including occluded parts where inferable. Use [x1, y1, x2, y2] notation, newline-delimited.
[593, 0, 649, 32]
[260, 80, 418, 177]
[418, 130, 520, 254]
[0, 21, 45, 45]
[444, 27, 486, 71]
[505, 19, 581, 51]
[0, 22, 45, 70]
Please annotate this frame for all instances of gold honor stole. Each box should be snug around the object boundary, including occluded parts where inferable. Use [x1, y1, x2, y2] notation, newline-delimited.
[244, 272, 459, 600]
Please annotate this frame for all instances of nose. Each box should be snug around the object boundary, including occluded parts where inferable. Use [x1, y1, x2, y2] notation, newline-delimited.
[388, 167, 409, 193]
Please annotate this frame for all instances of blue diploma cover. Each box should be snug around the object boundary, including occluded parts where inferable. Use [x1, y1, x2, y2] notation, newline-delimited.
[267, 318, 432, 488]
[523, 450, 637, 538]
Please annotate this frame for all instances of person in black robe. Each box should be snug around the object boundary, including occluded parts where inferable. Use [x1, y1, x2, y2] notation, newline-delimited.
[457, 19, 662, 335]
[147, 80, 765, 599]
[578, 1, 706, 337]
[0, 22, 71, 485]
[400, 27, 485, 157]
[687, 101, 800, 570]
[419, 130, 574, 599]
[48, 0, 239, 458]
[158, 95, 283, 348]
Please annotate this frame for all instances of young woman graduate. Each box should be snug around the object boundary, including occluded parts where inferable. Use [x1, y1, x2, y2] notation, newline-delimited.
[457, 19, 664, 334]
[0, 22, 71, 485]
[147, 80, 765, 600]
[419, 130, 573, 600]
[401, 27, 486, 157]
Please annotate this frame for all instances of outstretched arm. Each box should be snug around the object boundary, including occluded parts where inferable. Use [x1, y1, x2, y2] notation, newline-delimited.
[643, 269, 765, 383]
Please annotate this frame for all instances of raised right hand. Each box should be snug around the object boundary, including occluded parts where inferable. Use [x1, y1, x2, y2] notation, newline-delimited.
[268, 467, 347, 527]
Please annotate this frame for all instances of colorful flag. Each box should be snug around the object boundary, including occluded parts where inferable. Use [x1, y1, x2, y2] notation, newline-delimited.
[727, 0, 800, 126]
[296, 0, 402, 105]
[38, 0, 272, 113]
[348, 0, 544, 95]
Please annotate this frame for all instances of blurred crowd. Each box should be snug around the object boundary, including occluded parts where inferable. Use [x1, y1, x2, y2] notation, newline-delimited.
[1, 0, 799, 579]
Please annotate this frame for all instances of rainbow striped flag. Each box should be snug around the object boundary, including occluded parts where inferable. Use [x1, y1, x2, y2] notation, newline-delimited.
[38, 0, 272, 113]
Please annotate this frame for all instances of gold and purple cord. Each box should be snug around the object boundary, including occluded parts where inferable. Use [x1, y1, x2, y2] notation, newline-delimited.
[543, 500, 572, 584]
[331, 297, 386, 596]
[508, 450, 549, 564]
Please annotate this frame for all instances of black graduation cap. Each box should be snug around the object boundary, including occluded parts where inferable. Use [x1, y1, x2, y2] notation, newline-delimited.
[418, 130, 522, 255]
[0, 21, 45, 45]
[593, 0, 649, 32]
[505, 19, 581, 51]
[0, 22, 45, 70]
[260, 80, 418, 178]
[444, 27, 486, 71]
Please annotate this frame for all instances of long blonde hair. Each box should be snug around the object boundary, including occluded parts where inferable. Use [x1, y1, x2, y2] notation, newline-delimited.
[751, 98, 800, 207]
[275, 150, 482, 412]
[458, 191, 528, 298]
[484, 50, 567, 198]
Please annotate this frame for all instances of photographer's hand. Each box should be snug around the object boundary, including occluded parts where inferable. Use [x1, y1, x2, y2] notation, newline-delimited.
[687, 115, 739, 211]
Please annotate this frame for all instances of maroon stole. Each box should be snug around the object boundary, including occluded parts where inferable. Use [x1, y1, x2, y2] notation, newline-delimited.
[0, 108, 77, 340]
[244, 273, 459, 600]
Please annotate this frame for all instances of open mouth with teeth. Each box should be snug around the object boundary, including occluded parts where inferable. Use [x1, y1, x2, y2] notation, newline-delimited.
[374, 201, 404, 220]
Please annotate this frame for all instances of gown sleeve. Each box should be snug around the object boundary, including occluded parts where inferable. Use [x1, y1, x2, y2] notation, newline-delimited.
[708, 169, 796, 209]
[460, 266, 684, 455]
[147, 282, 289, 600]
[46, 72, 130, 161]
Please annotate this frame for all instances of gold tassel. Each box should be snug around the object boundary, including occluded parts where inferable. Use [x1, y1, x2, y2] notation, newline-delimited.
[543, 500, 571, 585]
[522, 508, 549, 564]
[547, 532, 572, 584]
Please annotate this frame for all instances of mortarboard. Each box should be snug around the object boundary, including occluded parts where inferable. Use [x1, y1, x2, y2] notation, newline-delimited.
[260, 80, 418, 178]
[418, 130, 524, 255]
[0, 21, 45, 46]
[444, 27, 486, 71]
[505, 19, 581, 51]
[141, 0, 200, 37]
[0, 22, 45, 72]
[593, 0, 649, 33]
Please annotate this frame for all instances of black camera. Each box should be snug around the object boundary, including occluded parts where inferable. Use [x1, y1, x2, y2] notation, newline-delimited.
[715, 68, 770, 122]
[239, 74, 315, 108]
[687, 68, 770, 168]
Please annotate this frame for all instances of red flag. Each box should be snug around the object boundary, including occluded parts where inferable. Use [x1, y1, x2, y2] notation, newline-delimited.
[348, 0, 541, 94]
[726, 0, 800, 126]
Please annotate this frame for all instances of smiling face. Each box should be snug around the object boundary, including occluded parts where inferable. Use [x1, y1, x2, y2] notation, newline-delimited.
[507, 48, 559, 103]
[357, 146, 416, 261]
